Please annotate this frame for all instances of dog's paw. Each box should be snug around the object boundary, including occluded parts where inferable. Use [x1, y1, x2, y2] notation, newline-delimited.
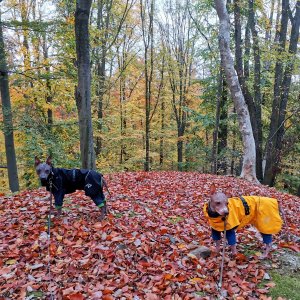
[258, 252, 271, 260]
[50, 209, 62, 217]
[99, 214, 106, 221]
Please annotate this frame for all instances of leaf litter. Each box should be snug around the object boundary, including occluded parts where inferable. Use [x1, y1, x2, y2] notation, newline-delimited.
[0, 172, 299, 299]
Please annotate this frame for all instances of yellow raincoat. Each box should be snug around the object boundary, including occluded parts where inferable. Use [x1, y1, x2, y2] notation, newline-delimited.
[203, 196, 282, 234]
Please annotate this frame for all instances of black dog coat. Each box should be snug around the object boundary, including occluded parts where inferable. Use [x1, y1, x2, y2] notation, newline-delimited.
[44, 168, 105, 208]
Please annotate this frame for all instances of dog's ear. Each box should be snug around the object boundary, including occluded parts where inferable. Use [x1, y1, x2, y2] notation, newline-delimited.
[35, 156, 41, 166]
[46, 156, 52, 165]
[210, 183, 217, 195]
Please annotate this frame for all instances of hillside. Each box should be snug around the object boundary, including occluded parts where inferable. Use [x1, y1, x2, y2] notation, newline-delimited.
[0, 172, 299, 299]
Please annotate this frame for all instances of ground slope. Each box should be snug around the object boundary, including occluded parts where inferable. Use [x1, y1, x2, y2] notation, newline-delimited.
[0, 172, 299, 299]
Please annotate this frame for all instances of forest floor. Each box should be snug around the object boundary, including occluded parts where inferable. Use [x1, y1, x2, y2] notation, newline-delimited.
[0, 172, 299, 300]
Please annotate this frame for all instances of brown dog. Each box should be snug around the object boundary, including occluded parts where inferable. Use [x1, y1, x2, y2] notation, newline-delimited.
[203, 185, 283, 258]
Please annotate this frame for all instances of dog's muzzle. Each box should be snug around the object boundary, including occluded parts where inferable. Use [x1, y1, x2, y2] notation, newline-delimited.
[40, 178, 48, 186]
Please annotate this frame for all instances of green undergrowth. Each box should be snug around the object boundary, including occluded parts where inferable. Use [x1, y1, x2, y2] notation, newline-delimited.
[268, 270, 300, 300]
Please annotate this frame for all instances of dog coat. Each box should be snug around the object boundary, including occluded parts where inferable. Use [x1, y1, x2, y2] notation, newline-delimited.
[44, 168, 105, 208]
[203, 196, 282, 234]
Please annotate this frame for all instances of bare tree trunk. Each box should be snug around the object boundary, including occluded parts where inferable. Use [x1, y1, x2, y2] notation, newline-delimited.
[230, 108, 237, 175]
[248, 0, 263, 181]
[95, 0, 111, 156]
[0, 10, 19, 192]
[217, 74, 228, 174]
[159, 95, 165, 167]
[119, 74, 126, 165]
[75, 0, 95, 169]
[117, 39, 128, 165]
[215, 0, 259, 183]
[140, 0, 155, 171]
[158, 56, 166, 167]
[211, 68, 222, 174]
[42, 36, 53, 127]
[264, 0, 300, 185]
[264, 0, 289, 185]
[234, 0, 263, 181]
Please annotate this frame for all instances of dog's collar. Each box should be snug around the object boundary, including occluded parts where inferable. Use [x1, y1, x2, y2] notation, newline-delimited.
[46, 167, 55, 184]
[46, 167, 59, 191]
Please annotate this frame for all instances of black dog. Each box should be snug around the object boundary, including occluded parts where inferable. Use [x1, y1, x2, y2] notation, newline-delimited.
[35, 156, 107, 220]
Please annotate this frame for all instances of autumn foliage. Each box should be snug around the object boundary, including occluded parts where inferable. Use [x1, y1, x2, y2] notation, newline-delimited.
[0, 172, 299, 299]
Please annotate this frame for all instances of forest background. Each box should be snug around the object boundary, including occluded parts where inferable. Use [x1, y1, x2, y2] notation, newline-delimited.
[0, 0, 299, 195]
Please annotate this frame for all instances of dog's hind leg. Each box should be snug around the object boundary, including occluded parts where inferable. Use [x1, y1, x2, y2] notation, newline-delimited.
[91, 195, 107, 221]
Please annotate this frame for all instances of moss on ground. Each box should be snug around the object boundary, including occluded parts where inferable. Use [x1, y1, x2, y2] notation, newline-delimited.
[268, 271, 300, 300]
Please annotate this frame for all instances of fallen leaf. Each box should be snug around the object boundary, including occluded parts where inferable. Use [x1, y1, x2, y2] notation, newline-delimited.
[67, 292, 85, 300]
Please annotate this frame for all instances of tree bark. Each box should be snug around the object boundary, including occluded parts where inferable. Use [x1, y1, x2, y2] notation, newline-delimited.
[159, 56, 166, 167]
[264, 0, 289, 185]
[215, 0, 259, 183]
[95, 0, 112, 156]
[234, 0, 263, 181]
[42, 36, 53, 127]
[217, 74, 228, 174]
[248, 0, 263, 181]
[140, 0, 154, 171]
[0, 11, 19, 192]
[159, 94, 165, 167]
[264, 0, 300, 185]
[75, 0, 95, 169]
[211, 68, 223, 174]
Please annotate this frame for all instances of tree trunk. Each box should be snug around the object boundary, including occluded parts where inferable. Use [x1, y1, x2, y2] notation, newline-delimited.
[217, 74, 228, 174]
[95, 0, 111, 156]
[159, 94, 165, 167]
[119, 73, 127, 165]
[75, 0, 95, 169]
[140, 0, 154, 171]
[42, 37, 53, 127]
[264, 0, 300, 185]
[243, 21, 250, 79]
[248, 0, 263, 181]
[177, 127, 184, 171]
[234, 0, 263, 181]
[215, 0, 259, 183]
[230, 108, 237, 175]
[211, 68, 223, 174]
[0, 11, 19, 192]
[158, 56, 166, 168]
[264, 0, 289, 185]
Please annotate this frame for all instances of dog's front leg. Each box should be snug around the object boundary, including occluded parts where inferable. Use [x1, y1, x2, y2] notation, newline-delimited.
[99, 206, 106, 221]
[229, 244, 237, 256]
[98, 202, 107, 221]
[215, 240, 221, 252]
[49, 205, 62, 216]
[52, 191, 63, 217]
[225, 229, 238, 257]
[211, 229, 222, 252]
